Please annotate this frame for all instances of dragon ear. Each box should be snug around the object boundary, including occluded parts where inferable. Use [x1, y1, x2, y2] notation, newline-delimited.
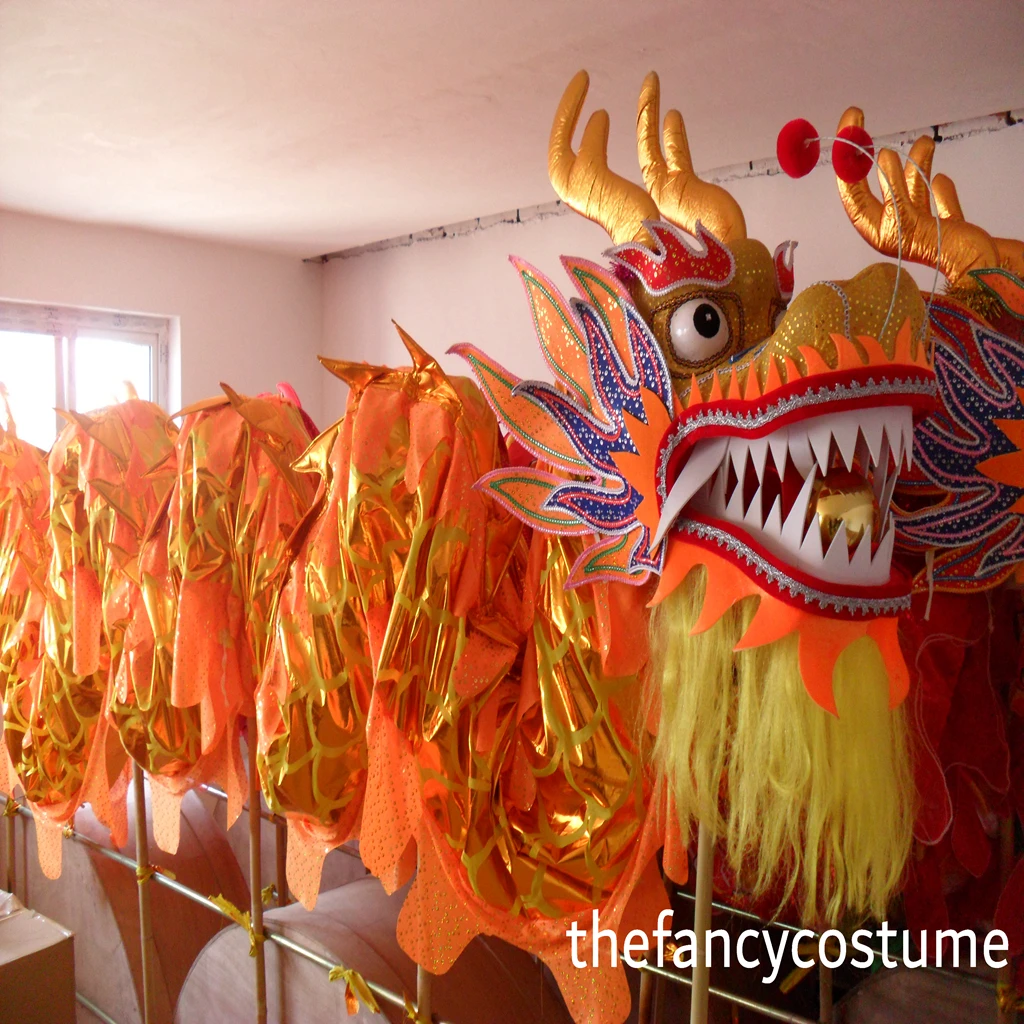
[450, 343, 587, 475]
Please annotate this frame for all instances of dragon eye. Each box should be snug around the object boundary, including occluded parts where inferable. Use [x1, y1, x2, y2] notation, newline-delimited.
[669, 299, 730, 363]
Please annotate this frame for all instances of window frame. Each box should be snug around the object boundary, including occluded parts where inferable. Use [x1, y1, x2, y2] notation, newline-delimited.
[0, 301, 170, 443]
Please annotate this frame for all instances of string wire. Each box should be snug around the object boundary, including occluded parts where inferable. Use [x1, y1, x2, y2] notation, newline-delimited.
[809, 134, 943, 347]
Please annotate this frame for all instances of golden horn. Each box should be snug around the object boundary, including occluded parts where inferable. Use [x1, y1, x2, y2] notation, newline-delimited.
[636, 72, 746, 242]
[549, 70, 659, 245]
[835, 107, 1002, 285]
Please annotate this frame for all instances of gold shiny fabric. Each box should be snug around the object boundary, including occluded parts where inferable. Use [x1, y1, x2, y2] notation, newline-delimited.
[255, 408, 376, 900]
[1, 406, 154, 872]
[259, 336, 671, 1024]
[0, 405, 49, 796]
[111, 389, 316, 849]
[390, 524, 671, 1024]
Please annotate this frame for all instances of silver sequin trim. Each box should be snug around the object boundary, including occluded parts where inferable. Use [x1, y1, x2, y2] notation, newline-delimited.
[673, 518, 911, 616]
[656, 373, 936, 500]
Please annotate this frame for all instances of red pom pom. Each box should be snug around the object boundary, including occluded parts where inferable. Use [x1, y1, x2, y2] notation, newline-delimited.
[776, 119, 820, 178]
[832, 125, 874, 183]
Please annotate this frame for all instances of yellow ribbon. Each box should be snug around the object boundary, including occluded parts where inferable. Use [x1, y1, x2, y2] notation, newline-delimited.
[780, 937, 844, 994]
[62, 824, 75, 839]
[136, 864, 176, 884]
[404, 994, 429, 1024]
[209, 894, 265, 957]
[328, 964, 381, 1017]
[261, 884, 277, 906]
[997, 982, 1024, 1013]
[1, 798, 18, 818]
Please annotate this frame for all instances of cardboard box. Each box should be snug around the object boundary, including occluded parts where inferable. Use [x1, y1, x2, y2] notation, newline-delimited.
[0, 891, 76, 1024]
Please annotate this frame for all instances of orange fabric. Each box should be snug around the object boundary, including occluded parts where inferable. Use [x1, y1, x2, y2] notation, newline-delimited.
[654, 536, 907, 714]
[109, 391, 314, 853]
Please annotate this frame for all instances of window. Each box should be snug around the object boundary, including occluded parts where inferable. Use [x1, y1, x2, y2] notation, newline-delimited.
[0, 301, 169, 451]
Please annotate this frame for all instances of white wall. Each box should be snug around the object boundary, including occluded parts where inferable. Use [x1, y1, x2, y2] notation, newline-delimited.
[0, 210, 325, 425]
[4, 125, 1020, 434]
[321, 125, 1024, 423]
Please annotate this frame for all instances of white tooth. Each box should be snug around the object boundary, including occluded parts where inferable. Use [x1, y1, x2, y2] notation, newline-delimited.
[747, 436, 769, 483]
[726, 475, 746, 520]
[787, 430, 815, 478]
[768, 430, 790, 478]
[872, 433, 892, 502]
[823, 520, 850, 574]
[854, 433, 871, 475]
[800, 512, 825, 564]
[882, 411, 905, 475]
[730, 440, 748, 485]
[879, 463, 898, 518]
[807, 420, 833, 473]
[744, 488, 764, 530]
[782, 469, 817, 549]
[834, 420, 859, 471]
[901, 412, 915, 470]
[873, 522, 895, 571]
[862, 418, 884, 467]
[850, 528, 873, 578]
[652, 437, 729, 546]
[763, 495, 783, 537]
[710, 464, 728, 515]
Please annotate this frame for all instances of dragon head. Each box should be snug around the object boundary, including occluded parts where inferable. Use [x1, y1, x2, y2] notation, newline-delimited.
[460, 71, 936, 714]
[454, 72, 954, 924]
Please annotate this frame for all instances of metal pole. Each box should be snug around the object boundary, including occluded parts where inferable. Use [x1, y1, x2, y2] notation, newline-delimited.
[75, 991, 121, 1024]
[247, 721, 267, 1024]
[690, 821, 714, 1024]
[0, 797, 438, 1020]
[132, 763, 156, 1024]
[642, 962, 816, 1024]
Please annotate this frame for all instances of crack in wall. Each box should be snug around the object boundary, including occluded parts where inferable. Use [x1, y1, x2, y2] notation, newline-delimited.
[306, 108, 1023, 264]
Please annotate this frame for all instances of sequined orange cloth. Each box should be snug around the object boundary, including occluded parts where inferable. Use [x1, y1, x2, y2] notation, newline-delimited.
[0, 405, 166, 874]
[0, 405, 49, 799]
[258, 338, 673, 1023]
[111, 389, 317, 851]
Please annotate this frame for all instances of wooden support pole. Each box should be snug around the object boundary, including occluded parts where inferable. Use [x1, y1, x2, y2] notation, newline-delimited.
[247, 720, 268, 1024]
[818, 964, 833, 1024]
[997, 816, 1018, 1024]
[416, 963, 433, 1023]
[652, 973, 666, 1023]
[275, 818, 288, 907]
[133, 763, 156, 1024]
[690, 820, 714, 1024]
[413, 844, 433, 1022]
[4, 805, 15, 895]
[637, 970, 655, 1024]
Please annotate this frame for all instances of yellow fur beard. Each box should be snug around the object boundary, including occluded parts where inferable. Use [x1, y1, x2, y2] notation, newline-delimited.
[649, 568, 914, 925]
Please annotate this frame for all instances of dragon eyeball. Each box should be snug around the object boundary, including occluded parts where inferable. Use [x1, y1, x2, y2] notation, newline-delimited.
[669, 299, 730, 363]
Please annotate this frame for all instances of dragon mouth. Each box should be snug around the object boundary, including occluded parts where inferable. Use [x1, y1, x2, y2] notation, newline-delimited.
[653, 327, 936, 614]
[664, 406, 912, 593]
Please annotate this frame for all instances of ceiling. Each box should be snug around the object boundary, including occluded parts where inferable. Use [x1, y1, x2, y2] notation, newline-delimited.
[2, 0, 1023, 257]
